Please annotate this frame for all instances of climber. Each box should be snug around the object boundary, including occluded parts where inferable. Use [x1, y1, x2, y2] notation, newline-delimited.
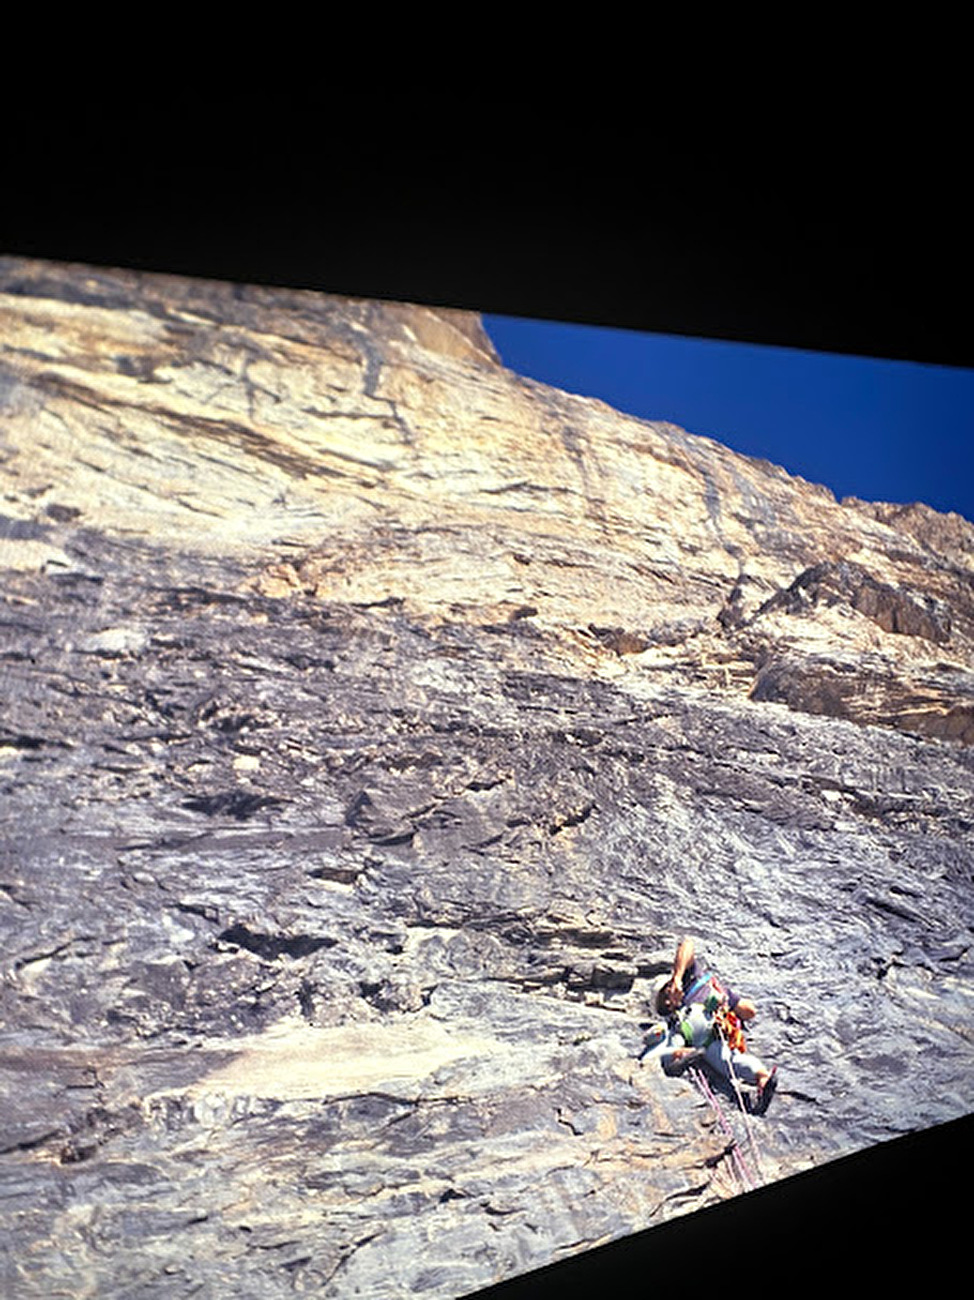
[647, 937, 778, 1115]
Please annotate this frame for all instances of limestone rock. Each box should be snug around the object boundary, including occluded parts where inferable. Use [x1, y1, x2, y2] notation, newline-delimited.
[1, 256, 972, 1298]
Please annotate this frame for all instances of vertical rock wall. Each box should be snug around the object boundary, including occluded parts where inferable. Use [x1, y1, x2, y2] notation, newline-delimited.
[1, 258, 972, 1297]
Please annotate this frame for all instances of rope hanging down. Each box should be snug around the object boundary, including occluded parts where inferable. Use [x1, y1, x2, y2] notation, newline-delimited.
[688, 1065, 763, 1194]
[725, 1049, 764, 1184]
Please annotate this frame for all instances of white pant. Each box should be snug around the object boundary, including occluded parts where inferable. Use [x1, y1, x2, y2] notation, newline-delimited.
[652, 1032, 768, 1086]
[700, 1036, 767, 1086]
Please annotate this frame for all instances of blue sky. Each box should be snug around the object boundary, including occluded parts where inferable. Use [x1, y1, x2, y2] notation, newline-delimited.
[483, 315, 974, 527]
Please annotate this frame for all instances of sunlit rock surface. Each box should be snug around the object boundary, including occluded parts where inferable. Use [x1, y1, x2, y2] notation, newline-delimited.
[1, 256, 972, 1297]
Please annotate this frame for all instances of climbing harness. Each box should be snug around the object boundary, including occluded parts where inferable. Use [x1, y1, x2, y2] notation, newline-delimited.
[681, 970, 748, 1054]
[671, 998, 747, 1055]
[711, 1001, 747, 1054]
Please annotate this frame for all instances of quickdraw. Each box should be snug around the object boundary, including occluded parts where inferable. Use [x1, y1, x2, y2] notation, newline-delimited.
[712, 1002, 747, 1054]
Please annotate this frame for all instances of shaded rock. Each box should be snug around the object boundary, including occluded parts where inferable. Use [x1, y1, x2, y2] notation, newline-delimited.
[756, 559, 953, 643]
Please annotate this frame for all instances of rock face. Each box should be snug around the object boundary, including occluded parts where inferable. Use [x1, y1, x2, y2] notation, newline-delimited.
[1, 256, 972, 1298]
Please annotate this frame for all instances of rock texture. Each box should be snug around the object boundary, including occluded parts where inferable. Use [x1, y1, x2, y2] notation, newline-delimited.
[1, 256, 972, 1298]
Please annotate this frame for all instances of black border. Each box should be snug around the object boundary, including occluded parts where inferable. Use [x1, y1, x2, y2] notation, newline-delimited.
[4, 108, 970, 369]
[466, 1111, 973, 1295]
